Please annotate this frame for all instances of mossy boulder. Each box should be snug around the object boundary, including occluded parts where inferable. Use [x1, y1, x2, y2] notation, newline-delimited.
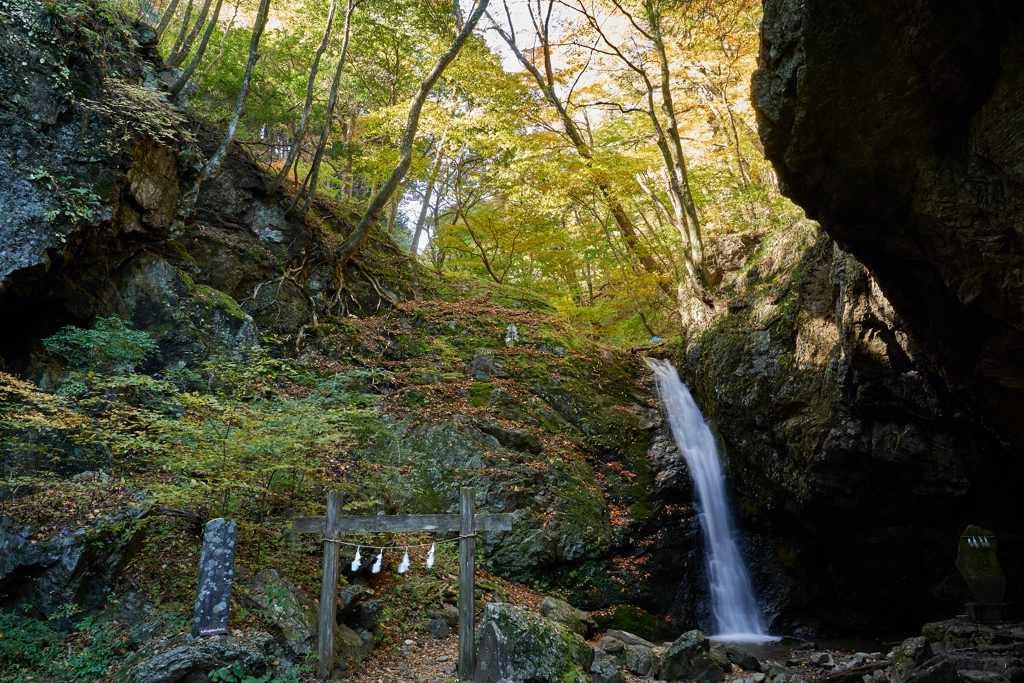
[891, 636, 932, 683]
[659, 630, 725, 682]
[115, 633, 270, 683]
[541, 596, 597, 637]
[235, 569, 319, 657]
[608, 605, 659, 642]
[479, 602, 594, 683]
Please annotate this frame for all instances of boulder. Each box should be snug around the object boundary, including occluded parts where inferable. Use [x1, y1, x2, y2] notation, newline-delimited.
[904, 655, 965, 683]
[337, 584, 374, 622]
[541, 596, 597, 637]
[592, 652, 627, 683]
[356, 599, 384, 630]
[600, 636, 625, 654]
[428, 618, 451, 640]
[659, 630, 725, 682]
[623, 643, 660, 678]
[335, 622, 374, 664]
[235, 568, 318, 657]
[892, 637, 933, 683]
[471, 348, 496, 379]
[478, 602, 594, 683]
[605, 629, 656, 649]
[765, 661, 798, 678]
[123, 635, 269, 683]
[710, 643, 733, 669]
[425, 606, 459, 625]
[727, 644, 764, 672]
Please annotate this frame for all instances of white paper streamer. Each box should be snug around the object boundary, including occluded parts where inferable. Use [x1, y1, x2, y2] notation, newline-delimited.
[372, 550, 382, 574]
[351, 547, 362, 572]
[398, 548, 410, 573]
[426, 543, 435, 569]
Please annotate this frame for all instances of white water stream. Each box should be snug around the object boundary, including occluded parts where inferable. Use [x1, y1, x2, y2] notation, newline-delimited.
[646, 358, 772, 642]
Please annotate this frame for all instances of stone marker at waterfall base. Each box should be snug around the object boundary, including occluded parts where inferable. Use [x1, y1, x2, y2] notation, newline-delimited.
[192, 518, 238, 637]
[955, 525, 1014, 623]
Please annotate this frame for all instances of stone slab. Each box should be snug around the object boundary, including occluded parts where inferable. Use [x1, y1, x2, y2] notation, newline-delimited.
[191, 518, 237, 637]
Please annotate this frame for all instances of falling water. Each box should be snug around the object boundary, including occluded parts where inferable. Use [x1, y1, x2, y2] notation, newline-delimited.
[646, 358, 770, 641]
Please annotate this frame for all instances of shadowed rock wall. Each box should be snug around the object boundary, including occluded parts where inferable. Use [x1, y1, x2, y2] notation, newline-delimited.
[752, 0, 1024, 457]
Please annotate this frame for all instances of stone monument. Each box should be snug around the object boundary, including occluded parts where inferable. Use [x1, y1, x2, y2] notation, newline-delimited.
[475, 620, 515, 683]
[192, 518, 238, 637]
[955, 525, 1012, 623]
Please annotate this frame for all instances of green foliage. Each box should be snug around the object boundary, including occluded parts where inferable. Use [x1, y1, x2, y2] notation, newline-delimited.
[0, 610, 128, 682]
[0, 609, 58, 672]
[27, 169, 102, 230]
[62, 615, 130, 681]
[81, 78, 197, 154]
[43, 317, 158, 370]
[210, 664, 302, 683]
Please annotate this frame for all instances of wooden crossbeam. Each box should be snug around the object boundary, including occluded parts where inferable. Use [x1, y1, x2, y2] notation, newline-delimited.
[290, 513, 512, 534]
[292, 487, 511, 681]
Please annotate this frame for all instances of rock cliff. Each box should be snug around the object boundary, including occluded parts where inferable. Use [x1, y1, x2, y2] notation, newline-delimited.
[671, 222, 1023, 633]
[0, 1, 421, 377]
[752, 0, 1024, 457]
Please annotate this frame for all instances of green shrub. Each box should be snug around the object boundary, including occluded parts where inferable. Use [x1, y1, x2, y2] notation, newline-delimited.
[0, 608, 58, 671]
[43, 317, 157, 370]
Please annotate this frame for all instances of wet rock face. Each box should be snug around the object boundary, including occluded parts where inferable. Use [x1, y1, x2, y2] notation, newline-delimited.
[752, 0, 1024, 455]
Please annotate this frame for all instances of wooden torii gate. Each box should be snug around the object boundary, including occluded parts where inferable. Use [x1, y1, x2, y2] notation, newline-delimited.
[291, 487, 512, 680]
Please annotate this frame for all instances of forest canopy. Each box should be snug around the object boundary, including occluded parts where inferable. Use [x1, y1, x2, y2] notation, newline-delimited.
[145, 0, 795, 345]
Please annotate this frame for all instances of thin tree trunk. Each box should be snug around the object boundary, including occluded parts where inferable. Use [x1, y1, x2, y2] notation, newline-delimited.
[334, 0, 490, 264]
[488, 2, 668, 290]
[290, 0, 358, 215]
[343, 110, 357, 199]
[196, 0, 243, 83]
[460, 209, 501, 284]
[647, 0, 710, 304]
[387, 193, 399, 235]
[155, 0, 181, 38]
[596, 210, 657, 338]
[197, 0, 272, 183]
[721, 83, 758, 220]
[169, 0, 214, 68]
[410, 132, 447, 253]
[166, 0, 194, 65]
[267, 0, 339, 195]
[169, 0, 225, 96]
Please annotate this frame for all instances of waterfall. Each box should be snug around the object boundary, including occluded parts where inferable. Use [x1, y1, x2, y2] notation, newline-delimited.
[646, 358, 771, 641]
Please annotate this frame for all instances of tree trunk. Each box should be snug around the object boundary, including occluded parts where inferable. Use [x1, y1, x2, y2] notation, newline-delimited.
[155, 0, 181, 39]
[646, 0, 712, 305]
[460, 210, 501, 284]
[168, 0, 212, 68]
[195, 0, 243, 82]
[387, 193, 399, 236]
[291, 0, 358, 215]
[166, 0, 194, 66]
[169, 0, 225, 96]
[267, 0, 339, 195]
[334, 0, 490, 266]
[343, 110, 357, 199]
[410, 132, 447, 253]
[197, 0, 272, 183]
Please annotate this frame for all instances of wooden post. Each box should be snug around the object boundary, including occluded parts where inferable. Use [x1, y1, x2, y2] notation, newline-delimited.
[316, 491, 342, 679]
[458, 486, 476, 682]
[292, 488, 510, 681]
